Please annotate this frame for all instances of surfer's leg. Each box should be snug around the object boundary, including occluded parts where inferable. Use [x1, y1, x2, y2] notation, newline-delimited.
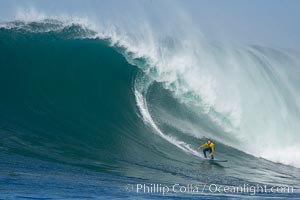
[209, 147, 214, 159]
[203, 148, 209, 158]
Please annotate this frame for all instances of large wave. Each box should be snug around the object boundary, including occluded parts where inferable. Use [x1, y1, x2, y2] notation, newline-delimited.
[106, 21, 300, 168]
[0, 17, 300, 188]
[84, 15, 300, 168]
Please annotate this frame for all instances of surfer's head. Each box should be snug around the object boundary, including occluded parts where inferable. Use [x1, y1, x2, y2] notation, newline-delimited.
[207, 139, 211, 144]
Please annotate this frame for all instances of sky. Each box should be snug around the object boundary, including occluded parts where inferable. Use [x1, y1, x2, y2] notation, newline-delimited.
[0, 0, 299, 50]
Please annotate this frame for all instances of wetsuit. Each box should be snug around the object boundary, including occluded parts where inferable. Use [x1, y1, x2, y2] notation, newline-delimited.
[199, 142, 215, 159]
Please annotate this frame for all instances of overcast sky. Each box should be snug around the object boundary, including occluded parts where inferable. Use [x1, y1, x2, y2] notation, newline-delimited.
[0, 0, 299, 49]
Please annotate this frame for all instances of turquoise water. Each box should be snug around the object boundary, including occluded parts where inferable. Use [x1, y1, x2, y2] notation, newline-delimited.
[0, 21, 299, 199]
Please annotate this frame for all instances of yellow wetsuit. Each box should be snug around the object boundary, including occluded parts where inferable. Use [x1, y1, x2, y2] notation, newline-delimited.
[199, 142, 215, 154]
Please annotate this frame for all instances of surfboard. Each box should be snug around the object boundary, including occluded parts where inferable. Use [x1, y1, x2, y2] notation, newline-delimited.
[207, 159, 227, 162]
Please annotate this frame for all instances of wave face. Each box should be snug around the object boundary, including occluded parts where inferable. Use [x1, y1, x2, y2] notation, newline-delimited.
[0, 20, 300, 189]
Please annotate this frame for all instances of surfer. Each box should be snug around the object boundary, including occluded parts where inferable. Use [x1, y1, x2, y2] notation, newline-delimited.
[198, 139, 215, 159]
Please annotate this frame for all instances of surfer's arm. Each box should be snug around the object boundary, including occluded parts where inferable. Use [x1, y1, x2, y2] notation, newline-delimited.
[198, 143, 207, 149]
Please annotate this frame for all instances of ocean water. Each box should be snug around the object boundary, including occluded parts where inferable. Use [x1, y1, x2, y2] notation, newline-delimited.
[0, 20, 299, 199]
